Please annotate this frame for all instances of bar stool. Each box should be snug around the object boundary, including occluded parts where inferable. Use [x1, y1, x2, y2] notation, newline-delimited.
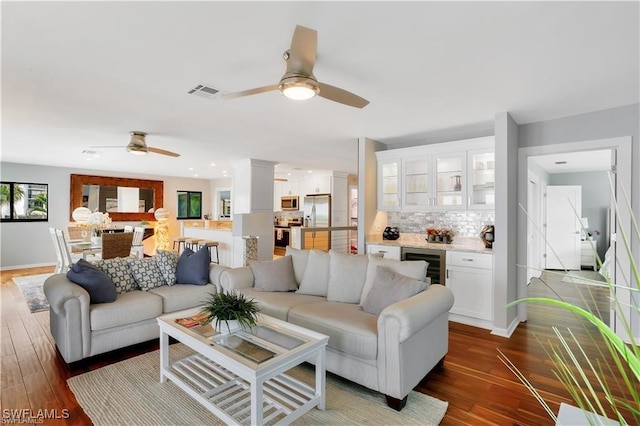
[197, 240, 220, 264]
[184, 238, 202, 251]
[172, 236, 188, 253]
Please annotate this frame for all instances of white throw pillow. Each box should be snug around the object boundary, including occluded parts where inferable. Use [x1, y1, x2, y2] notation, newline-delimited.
[361, 266, 428, 315]
[326, 251, 369, 304]
[359, 254, 428, 305]
[249, 256, 298, 292]
[297, 250, 330, 297]
[285, 246, 310, 285]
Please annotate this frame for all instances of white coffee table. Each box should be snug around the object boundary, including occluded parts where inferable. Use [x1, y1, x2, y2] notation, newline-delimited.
[157, 309, 329, 425]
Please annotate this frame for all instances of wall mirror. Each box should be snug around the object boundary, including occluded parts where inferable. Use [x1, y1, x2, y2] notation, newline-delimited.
[70, 174, 163, 221]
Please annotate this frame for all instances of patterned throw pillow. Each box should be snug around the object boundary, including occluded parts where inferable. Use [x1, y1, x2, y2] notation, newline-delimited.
[128, 257, 166, 291]
[155, 250, 179, 286]
[94, 258, 137, 294]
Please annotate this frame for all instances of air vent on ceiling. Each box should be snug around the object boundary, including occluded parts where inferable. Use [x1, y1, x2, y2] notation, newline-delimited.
[555, 161, 567, 165]
[187, 84, 223, 100]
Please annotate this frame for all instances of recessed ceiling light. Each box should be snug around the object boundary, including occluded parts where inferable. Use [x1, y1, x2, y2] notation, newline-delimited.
[194, 174, 199, 177]
[287, 173, 292, 176]
[210, 163, 216, 167]
[307, 170, 313, 173]
[188, 167, 194, 171]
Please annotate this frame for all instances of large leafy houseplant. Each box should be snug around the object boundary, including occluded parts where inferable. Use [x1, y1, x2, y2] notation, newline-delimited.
[199, 290, 260, 331]
[499, 177, 639, 424]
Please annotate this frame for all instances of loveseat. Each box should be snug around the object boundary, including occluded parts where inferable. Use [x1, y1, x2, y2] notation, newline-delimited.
[43, 250, 229, 364]
[220, 247, 454, 410]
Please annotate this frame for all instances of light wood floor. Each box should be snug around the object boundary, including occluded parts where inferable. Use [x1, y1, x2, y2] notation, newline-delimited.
[1, 266, 629, 425]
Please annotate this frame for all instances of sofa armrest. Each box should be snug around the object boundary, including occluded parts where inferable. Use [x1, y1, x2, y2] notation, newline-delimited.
[378, 284, 453, 343]
[42, 274, 92, 363]
[209, 264, 230, 292]
[376, 284, 454, 399]
[219, 266, 255, 292]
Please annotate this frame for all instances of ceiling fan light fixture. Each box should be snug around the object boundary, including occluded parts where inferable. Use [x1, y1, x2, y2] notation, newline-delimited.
[126, 144, 148, 155]
[279, 76, 319, 100]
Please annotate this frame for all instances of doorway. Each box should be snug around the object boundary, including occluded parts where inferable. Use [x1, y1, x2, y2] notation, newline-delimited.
[517, 137, 633, 339]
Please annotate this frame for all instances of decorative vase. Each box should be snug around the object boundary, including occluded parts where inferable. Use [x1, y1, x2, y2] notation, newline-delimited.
[91, 236, 102, 246]
[480, 225, 494, 248]
[382, 227, 400, 240]
[214, 319, 241, 335]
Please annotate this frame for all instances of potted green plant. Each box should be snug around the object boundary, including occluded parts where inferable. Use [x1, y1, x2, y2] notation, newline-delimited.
[199, 290, 260, 335]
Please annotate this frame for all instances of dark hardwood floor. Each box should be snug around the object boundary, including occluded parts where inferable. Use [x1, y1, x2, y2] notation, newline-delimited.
[1, 266, 628, 425]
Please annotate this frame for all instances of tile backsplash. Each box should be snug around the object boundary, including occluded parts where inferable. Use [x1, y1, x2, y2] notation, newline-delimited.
[387, 210, 495, 237]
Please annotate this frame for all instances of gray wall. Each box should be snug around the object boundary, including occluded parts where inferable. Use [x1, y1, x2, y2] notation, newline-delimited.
[549, 172, 610, 259]
[0, 162, 212, 269]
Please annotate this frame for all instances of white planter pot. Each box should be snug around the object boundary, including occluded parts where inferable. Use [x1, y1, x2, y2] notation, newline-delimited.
[214, 319, 241, 335]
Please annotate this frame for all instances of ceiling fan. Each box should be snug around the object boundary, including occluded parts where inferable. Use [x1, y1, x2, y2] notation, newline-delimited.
[90, 131, 180, 157]
[223, 25, 369, 109]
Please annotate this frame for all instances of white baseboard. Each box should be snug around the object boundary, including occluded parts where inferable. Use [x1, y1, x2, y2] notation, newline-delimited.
[491, 316, 521, 338]
[448, 313, 494, 331]
[0, 262, 56, 271]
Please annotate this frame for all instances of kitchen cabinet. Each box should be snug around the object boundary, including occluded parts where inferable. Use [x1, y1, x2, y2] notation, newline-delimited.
[366, 244, 401, 260]
[304, 174, 331, 195]
[446, 250, 493, 329]
[377, 158, 401, 210]
[274, 180, 301, 211]
[376, 136, 494, 211]
[468, 148, 495, 209]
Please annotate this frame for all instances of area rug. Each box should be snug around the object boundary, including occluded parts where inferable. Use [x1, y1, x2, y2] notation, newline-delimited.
[12, 273, 53, 313]
[561, 271, 607, 287]
[68, 343, 448, 425]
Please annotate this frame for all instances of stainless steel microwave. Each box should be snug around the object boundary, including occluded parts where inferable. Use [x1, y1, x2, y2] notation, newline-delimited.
[281, 196, 299, 210]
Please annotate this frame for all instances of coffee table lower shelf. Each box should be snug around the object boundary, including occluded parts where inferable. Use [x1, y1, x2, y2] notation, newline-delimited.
[164, 353, 317, 425]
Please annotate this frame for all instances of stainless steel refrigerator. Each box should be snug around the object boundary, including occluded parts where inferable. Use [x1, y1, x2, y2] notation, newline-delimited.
[303, 194, 331, 227]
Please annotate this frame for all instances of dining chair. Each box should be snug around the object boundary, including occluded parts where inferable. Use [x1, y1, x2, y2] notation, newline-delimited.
[49, 228, 64, 273]
[124, 225, 134, 233]
[67, 226, 100, 260]
[130, 227, 145, 258]
[101, 232, 134, 260]
[55, 229, 77, 270]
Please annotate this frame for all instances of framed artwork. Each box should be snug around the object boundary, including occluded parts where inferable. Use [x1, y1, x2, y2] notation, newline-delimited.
[177, 191, 202, 219]
[105, 198, 118, 212]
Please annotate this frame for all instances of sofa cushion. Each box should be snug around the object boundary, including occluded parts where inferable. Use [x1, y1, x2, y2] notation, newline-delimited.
[326, 251, 369, 304]
[90, 290, 163, 331]
[285, 246, 309, 285]
[249, 256, 298, 292]
[155, 250, 179, 286]
[239, 288, 325, 321]
[95, 258, 137, 294]
[148, 283, 216, 313]
[361, 266, 429, 315]
[288, 301, 378, 360]
[297, 250, 330, 296]
[176, 247, 210, 285]
[66, 259, 117, 304]
[360, 255, 428, 305]
[128, 257, 166, 291]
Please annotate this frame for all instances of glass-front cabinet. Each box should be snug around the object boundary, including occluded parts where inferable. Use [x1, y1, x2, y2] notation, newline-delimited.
[402, 157, 431, 209]
[376, 136, 494, 211]
[468, 148, 495, 209]
[377, 158, 401, 210]
[434, 152, 466, 209]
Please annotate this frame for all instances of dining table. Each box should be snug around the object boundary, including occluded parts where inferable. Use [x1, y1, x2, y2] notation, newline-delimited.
[68, 239, 102, 260]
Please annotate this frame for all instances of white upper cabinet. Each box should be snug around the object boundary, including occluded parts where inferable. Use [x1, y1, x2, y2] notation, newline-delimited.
[304, 174, 331, 195]
[468, 148, 495, 209]
[376, 136, 494, 211]
[377, 158, 401, 210]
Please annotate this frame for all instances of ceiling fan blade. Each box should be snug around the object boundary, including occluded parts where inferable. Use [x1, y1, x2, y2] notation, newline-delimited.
[148, 146, 180, 157]
[223, 84, 279, 99]
[318, 83, 369, 108]
[286, 25, 317, 76]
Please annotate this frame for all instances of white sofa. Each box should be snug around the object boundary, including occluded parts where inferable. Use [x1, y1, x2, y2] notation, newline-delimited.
[220, 248, 454, 410]
[43, 263, 229, 364]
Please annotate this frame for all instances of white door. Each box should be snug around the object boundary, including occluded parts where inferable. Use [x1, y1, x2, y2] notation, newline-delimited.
[545, 185, 582, 270]
[527, 173, 543, 282]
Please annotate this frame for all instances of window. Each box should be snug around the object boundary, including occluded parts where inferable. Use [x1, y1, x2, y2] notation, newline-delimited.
[0, 182, 49, 222]
[177, 191, 202, 219]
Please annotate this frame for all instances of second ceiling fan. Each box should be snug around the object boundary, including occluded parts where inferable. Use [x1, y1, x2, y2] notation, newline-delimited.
[223, 25, 369, 109]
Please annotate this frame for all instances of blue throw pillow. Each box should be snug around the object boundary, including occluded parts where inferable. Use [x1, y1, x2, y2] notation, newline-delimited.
[67, 259, 117, 304]
[176, 246, 210, 285]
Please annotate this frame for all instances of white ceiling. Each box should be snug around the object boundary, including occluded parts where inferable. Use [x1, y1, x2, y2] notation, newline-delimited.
[530, 149, 613, 174]
[2, 2, 638, 180]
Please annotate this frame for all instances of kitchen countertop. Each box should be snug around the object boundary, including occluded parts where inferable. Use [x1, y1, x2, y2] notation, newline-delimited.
[367, 234, 492, 254]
